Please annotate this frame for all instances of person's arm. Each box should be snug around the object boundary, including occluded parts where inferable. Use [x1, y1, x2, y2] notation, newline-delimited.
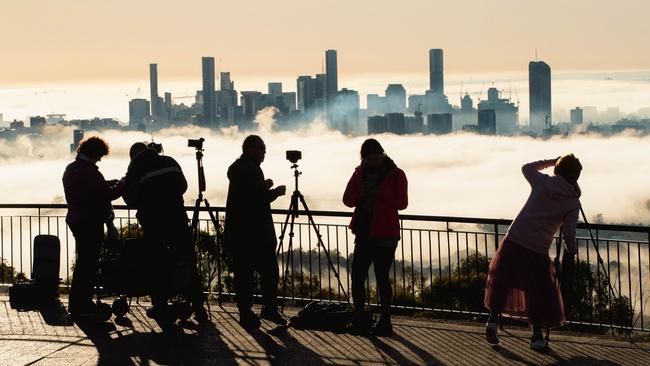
[377, 169, 408, 210]
[562, 207, 580, 254]
[343, 169, 362, 208]
[522, 158, 557, 186]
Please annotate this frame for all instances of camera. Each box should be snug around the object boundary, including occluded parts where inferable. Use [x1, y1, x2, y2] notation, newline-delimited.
[188, 138, 204, 150]
[148, 142, 163, 154]
[286, 150, 302, 163]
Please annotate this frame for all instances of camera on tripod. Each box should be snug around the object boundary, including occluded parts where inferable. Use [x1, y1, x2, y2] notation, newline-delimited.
[286, 150, 302, 164]
[148, 141, 163, 154]
[188, 138, 204, 150]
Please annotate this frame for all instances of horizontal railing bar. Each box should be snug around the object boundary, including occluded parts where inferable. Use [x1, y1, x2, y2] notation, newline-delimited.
[1, 203, 648, 234]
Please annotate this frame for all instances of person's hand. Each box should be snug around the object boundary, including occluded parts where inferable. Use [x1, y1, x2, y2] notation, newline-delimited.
[265, 179, 274, 189]
[107, 179, 118, 186]
[275, 185, 287, 196]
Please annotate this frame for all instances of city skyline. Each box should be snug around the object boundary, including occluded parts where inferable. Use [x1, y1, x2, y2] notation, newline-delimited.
[1, 1, 649, 84]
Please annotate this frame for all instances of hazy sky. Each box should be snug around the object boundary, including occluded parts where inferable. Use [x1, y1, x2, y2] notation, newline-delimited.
[2, 0, 649, 84]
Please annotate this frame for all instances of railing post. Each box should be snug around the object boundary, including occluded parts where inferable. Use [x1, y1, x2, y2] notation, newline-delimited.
[494, 224, 499, 250]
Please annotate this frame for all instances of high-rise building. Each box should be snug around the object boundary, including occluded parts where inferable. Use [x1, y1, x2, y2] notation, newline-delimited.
[385, 84, 407, 113]
[529, 61, 552, 133]
[296, 75, 325, 112]
[570, 107, 583, 124]
[477, 87, 518, 135]
[325, 50, 338, 101]
[149, 64, 161, 118]
[220, 72, 234, 91]
[0, 113, 3, 123]
[30, 116, 46, 130]
[202, 57, 217, 127]
[70, 129, 84, 153]
[406, 111, 424, 134]
[268, 82, 283, 96]
[367, 115, 388, 134]
[367, 94, 386, 115]
[478, 109, 497, 135]
[129, 98, 150, 126]
[427, 113, 452, 135]
[429, 49, 444, 94]
[386, 113, 406, 135]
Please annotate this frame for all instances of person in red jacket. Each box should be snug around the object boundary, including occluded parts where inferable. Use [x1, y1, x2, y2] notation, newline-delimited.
[343, 138, 408, 335]
[62, 137, 123, 317]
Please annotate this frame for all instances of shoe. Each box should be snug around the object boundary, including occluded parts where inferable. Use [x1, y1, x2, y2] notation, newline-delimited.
[193, 307, 210, 323]
[260, 307, 288, 326]
[530, 336, 548, 350]
[239, 310, 261, 329]
[371, 317, 393, 337]
[345, 316, 371, 335]
[485, 322, 499, 345]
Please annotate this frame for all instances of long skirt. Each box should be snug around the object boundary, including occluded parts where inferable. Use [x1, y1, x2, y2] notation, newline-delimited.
[484, 238, 566, 328]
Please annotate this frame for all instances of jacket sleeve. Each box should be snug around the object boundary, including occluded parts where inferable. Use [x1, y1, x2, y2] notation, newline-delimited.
[562, 206, 579, 254]
[170, 157, 188, 195]
[122, 162, 140, 206]
[522, 159, 556, 186]
[342, 169, 362, 208]
[378, 169, 408, 210]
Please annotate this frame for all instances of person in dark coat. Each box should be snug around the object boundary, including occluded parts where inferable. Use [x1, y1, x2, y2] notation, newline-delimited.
[62, 136, 124, 317]
[224, 135, 286, 328]
[343, 138, 408, 336]
[123, 142, 206, 324]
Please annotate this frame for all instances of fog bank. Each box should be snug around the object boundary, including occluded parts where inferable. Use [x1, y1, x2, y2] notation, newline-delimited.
[0, 123, 648, 225]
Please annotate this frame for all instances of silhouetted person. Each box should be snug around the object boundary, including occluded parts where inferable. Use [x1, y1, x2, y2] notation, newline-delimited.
[224, 135, 287, 328]
[63, 136, 124, 317]
[484, 154, 582, 350]
[343, 138, 408, 336]
[123, 142, 206, 325]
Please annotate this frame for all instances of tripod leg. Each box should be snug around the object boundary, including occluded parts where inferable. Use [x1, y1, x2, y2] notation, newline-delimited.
[277, 197, 294, 257]
[202, 199, 223, 309]
[190, 197, 202, 242]
[298, 194, 350, 303]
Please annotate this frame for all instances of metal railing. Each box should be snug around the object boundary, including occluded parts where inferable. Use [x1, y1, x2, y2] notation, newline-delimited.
[1, 203, 648, 332]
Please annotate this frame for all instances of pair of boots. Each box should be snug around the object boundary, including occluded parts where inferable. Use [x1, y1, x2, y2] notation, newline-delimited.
[485, 314, 548, 350]
[347, 313, 393, 336]
[239, 306, 288, 329]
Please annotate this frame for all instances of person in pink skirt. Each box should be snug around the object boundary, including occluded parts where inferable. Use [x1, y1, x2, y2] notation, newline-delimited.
[484, 154, 582, 349]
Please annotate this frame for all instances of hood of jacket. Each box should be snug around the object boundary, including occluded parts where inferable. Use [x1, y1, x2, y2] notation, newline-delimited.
[545, 175, 581, 200]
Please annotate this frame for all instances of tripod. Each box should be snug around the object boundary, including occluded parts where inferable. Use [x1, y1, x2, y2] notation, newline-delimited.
[276, 163, 349, 305]
[188, 144, 223, 307]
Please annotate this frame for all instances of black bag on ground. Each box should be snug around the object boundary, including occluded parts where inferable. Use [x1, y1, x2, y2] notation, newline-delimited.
[289, 301, 370, 331]
[9, 235, 61, 309]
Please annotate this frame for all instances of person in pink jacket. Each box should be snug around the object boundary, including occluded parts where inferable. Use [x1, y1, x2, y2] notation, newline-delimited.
[484, 154, 582, 350]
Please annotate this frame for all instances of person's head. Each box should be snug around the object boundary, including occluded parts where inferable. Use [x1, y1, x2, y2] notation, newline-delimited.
[360, 138, 385, 168]
[242, 135, 266, 163]
[129, 142, 149, 161]
[77, 136, 109, 163]
[554, 154, 582, 184]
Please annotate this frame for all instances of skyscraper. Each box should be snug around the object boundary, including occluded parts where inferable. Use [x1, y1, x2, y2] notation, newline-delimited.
[325, 50, 338, 101]
[268, 82, 282, 96]
[529, 61, 552, 133]
[129, 98, 150, 126]
[385, 84, 407, 113]
[429, 49, 444, 94]
[149, 63, 160, 118]
[202, 57, 217, 127]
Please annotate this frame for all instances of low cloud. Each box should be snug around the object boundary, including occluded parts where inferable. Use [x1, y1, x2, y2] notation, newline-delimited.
[0, 122, 649, 225]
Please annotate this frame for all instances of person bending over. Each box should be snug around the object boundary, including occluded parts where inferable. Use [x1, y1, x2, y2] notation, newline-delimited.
[484, 154, 582, 350]
[123, 142, 207, 326]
